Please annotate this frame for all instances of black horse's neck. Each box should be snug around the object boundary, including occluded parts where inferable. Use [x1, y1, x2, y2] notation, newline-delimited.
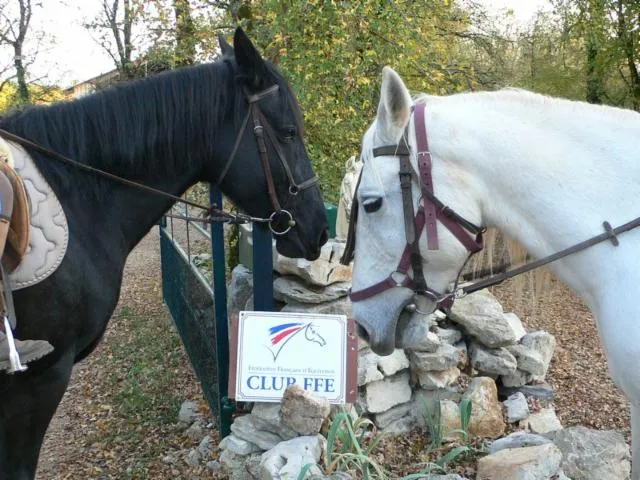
[0, 61, 235, 251]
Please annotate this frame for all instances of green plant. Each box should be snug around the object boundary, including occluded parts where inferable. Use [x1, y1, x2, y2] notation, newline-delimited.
[418, 396, 483, 471]
[324, 409, 386, 479]
[420, 395, 443, 447]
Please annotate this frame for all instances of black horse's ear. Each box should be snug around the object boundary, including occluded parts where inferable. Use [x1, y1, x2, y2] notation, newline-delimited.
[233, 26, 267, 88]
[218, 34, 234, 58]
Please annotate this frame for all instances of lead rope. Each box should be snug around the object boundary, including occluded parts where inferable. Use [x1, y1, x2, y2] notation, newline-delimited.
[0, 129, 269, 227]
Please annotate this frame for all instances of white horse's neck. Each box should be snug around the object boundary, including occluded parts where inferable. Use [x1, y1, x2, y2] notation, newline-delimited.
[424, 90, 640, 308]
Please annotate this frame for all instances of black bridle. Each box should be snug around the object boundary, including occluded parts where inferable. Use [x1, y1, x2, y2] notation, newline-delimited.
[0, 84, 318, 236]
[214, 84, 318, 235]
[340, 102, 640, 311]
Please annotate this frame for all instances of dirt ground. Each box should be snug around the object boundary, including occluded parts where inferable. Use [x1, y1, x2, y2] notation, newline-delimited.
[35, 227, 631, 479]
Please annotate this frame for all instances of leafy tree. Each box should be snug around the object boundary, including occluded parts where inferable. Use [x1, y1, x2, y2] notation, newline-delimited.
[217, 0, 486, 201]
[0, 0, 38, 105]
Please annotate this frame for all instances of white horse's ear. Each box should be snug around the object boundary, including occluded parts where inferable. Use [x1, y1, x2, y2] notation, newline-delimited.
[376, 66, 412, 139]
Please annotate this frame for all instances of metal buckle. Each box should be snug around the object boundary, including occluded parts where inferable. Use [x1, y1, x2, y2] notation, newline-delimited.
[453, 287, 467, 300]
[268, 209, 295, 235]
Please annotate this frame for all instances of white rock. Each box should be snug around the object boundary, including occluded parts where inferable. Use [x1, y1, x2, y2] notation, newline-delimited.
[489, 431, 552, 454]
[250, 403, 299, 440]
[477, 443, 563, 479]
[469, 342, 517, 376]
[281, 297, 352, 317]
[273, 276, 350, 304]
[274, 239, 353, 287]
[503, 313, 527, 342]
[554, 426, 631, 480]
[358, 349, 384, 386]
[409, 344, 465, 372]
[357, 348, 408, 385]
[227, 264, 254, 322]
[521, 407, 562, 434]
[507, 344, 546, 376]
[503, 392, 530, 423]
[230, 415, 286, 451]
[500, 369, 532, 388]
[521, 331, 556, 380]
[377, 349, 410, 376]
[448, 290, 522, 347]
[220, 434, 262, 456]
[434, 326, 463, 345]
[260, 435, 326, 479]
[178, 400, 201, 426]
[365, 371, 412, 413]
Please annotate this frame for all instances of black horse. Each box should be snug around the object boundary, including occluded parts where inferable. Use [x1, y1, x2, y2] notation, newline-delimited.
[0, 28, 328, 479]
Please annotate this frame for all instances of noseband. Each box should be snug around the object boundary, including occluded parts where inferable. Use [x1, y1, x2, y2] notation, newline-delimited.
[216, 84, 319, 236]
[340, 102, 485, 310]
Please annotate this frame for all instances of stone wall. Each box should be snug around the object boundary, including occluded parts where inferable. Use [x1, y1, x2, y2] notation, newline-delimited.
[220, 237, 630, 479]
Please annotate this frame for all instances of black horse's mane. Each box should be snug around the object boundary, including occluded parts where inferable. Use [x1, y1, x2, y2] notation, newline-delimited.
[0, 57, 303, 191]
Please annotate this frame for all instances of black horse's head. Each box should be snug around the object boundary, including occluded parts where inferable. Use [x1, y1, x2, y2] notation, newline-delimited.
[210, 27, 328, 260]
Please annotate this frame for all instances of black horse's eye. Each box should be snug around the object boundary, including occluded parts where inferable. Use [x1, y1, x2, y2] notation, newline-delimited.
[363, 197, 383, 213]
[280, 125, 297, 142]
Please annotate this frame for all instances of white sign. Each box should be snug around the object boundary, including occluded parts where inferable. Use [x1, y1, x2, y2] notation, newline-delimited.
[234, 310, 348, 404]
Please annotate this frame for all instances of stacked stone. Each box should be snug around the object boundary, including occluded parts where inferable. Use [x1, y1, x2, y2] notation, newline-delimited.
[229, 241, 557, 432]
[447, 289, 557, 391]
[218, 386, 330, 479]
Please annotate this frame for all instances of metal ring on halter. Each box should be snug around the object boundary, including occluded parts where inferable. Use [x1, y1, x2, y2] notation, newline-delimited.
[454, 287, 467, 300]
[268, 209, 295, 235]
[288, 184, 300, 196]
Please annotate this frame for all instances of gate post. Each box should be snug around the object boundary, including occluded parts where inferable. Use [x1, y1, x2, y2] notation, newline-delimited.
[252, 223, 274, 311]
[209, 187, 234, 437]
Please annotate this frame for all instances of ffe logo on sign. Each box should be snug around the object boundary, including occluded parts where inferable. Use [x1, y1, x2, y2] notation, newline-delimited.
[230, 311, 358, 404]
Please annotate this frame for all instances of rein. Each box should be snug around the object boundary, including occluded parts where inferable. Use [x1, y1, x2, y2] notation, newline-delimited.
[0, 84, 317, 235]
[454, 217, 640, 299]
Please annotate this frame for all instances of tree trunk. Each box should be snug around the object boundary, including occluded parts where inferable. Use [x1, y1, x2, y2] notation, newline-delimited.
[586, 36, 602, 104]
[174, 0, 196, 66]
[616, 0, 640, 109]
[13, 42, 29, 104]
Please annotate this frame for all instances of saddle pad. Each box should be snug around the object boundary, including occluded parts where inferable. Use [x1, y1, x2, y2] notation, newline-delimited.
[2, 140, 69, 290]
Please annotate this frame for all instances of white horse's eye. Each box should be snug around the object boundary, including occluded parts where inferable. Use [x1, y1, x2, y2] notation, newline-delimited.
[363, 197, 383, 213]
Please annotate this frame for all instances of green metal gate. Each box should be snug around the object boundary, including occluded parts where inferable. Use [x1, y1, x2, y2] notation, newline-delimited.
[159, 186, 274, 436]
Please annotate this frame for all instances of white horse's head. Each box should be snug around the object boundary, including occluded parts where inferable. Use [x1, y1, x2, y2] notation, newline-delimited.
[347, 66, 484, 355]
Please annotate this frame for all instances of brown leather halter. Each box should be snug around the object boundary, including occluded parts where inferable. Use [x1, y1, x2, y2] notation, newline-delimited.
[215, 84, 319, 235]
[0, 84, 319, 236]
[340, 102, 485, 310]
[341, 102, 640, 312]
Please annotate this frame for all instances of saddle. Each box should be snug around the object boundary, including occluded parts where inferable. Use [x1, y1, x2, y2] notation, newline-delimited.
[0, 141, 30, 273]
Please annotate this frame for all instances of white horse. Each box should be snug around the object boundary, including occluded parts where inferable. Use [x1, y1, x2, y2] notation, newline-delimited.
[347, 66, 640, 476]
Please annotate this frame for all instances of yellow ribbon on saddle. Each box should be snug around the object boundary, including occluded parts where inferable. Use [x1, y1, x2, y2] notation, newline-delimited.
[0, 137, 31, 273]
